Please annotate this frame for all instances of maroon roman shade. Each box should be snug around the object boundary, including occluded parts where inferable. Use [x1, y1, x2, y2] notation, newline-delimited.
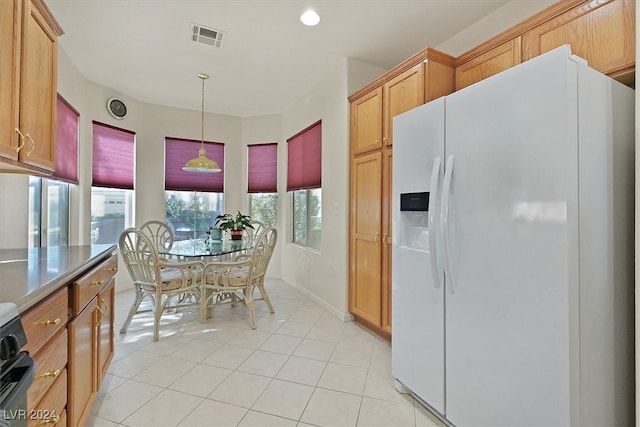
[165, 137, 225, 192]
[286, 120, 321, 191]
[92, 121, 135, 189]
[53, 94, 79, 184]
[248, 143, 277, 193]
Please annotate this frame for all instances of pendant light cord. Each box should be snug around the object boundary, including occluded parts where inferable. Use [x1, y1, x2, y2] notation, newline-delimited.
[201, 75, 205, 150]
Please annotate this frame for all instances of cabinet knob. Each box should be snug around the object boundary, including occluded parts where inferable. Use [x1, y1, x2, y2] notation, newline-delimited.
[14, 128, 25, 153]
[89, 280, 104, 286]
[105, 267, 117, 272]
[38, 318, 60, 326]
[38, 415, 60, 425]
[383, 136, 387, 144]
[37, 368, 61, 379]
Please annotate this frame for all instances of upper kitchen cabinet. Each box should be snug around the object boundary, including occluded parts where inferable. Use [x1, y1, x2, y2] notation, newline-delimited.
[382, 64, 423, 148]
[455, 38, 522, 90]
[350, 87, 383, 156]
[523, 0, 635, 86]
[0, 0, 63, 174]
[455, 0, 635, 90]
[350, 48, 455, 156]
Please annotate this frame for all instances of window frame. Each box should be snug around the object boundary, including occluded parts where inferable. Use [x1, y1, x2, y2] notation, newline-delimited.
[28, 177, 70, 248]
[291, 188, 321, 250]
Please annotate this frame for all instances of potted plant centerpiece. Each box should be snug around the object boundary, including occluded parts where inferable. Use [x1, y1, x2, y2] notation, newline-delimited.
[214, 211, 254, 240]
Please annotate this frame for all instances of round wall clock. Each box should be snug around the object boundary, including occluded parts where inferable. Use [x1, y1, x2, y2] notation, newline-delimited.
[107, 97, 128, 119]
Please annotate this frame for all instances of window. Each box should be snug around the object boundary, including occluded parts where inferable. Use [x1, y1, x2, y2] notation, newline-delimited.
[28, 177, 42, 248]
[91, 122, 135, 244]
[165, 191, 223, 240]
[164, 137, 225, 240]
[28, 95, 77, 247]
[29, 178, 71, 247]
[248, 143, 277, 228]
[287, 121, 321, 249]
[292, 188, 321, 248]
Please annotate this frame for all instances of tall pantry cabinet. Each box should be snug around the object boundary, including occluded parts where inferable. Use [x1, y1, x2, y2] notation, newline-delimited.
[348, 48, 455, 339]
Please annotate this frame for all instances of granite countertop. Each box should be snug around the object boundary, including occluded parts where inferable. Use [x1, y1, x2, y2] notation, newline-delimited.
[0, 244, 117, 312]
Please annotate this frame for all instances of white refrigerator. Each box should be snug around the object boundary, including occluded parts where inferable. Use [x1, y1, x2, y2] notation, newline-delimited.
[391, 46, 634, 427]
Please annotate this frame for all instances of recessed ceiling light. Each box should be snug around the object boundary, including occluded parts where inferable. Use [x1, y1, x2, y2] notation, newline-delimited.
[300, 9, 320, 26]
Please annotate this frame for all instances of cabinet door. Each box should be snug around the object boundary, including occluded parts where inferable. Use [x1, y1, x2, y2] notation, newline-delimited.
[383, 64, 424, 147]
[381, 148, 392, 334]
[349, 151, 382, 326]
[18, 0, 57, 171]
[97, 279, 115, 389]
[455, 37, 522, 90]
[68, 297, 97, 427]
[0, 0, 20, 160]
[424, 58, 455, 103]
[351, 88, 382, 155]
[525, 0, 634, 84]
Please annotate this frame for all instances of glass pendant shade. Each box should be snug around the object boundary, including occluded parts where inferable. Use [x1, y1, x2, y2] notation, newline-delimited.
[183, 73, 222, 173]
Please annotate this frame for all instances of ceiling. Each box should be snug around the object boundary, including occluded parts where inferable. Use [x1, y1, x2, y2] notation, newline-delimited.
[48, 0, 538, 117]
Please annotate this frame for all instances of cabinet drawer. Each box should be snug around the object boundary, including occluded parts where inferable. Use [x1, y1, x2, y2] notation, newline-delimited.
[28, 329, 67, 410]
[27, 368, 66, 427]
[71, 254, 117, 314]
[22, 287, 68, 356]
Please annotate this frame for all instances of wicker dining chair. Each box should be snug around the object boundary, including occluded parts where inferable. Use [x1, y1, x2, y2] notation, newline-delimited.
[200, 227, 277, 328]
[246, 220, 267, 244]
[139, 220, 174, 252]
[119, 228, 204, 341]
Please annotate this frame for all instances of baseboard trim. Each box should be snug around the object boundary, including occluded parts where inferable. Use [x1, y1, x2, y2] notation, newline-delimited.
[283, 279, 354, 322]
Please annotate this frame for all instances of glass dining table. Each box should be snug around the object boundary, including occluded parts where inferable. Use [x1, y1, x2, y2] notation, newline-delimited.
[160, 238, 252, 261]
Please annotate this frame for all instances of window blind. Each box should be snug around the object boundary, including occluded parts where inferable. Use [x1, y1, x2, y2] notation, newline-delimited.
[165, 137, 225, 192]
[53, 94, 79, 184]
[92, 121, 135, 189]
[248, 143, 277, 193]
[286, 120, 321, 191]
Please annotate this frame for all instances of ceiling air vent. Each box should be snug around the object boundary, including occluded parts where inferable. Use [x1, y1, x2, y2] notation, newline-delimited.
[191, 22, 226, 48]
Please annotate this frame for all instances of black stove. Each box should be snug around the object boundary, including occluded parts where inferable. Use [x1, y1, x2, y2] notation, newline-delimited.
[0, 303, 35, 427]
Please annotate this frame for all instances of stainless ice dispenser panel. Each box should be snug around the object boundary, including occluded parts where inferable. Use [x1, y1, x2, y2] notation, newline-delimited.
[400, 192, 429, 211]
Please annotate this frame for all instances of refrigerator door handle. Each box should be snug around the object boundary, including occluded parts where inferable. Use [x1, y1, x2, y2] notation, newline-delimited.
[441, 155, 456, 294]
[428, 156, 443, 289]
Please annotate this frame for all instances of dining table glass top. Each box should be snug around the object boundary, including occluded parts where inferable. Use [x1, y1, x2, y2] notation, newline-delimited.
[161, 238, 252, 258]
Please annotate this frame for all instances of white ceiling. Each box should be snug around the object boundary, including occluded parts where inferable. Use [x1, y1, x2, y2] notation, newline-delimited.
[47, 0, 545, 117]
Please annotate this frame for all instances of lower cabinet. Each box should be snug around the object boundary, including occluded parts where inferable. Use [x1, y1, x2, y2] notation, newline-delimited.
[16, 247, 117, 427]
[68, 297, 98, 427]
[68, 254, 117, 427]
[22, 286, 68, 426]
[96, 280, 115, 388]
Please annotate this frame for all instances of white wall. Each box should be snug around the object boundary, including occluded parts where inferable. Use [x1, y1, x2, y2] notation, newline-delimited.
[436, 0, 556, 56]
[0, 174, 29, 249]
[279, 61, 350, 318]
[277, 58, 387, 319]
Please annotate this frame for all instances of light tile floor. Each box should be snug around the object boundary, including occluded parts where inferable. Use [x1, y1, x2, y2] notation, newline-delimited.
[88, 278, 446, 427]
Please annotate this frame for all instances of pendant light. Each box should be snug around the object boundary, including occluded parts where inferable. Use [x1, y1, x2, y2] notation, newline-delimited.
[183, 73, 222, 173]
